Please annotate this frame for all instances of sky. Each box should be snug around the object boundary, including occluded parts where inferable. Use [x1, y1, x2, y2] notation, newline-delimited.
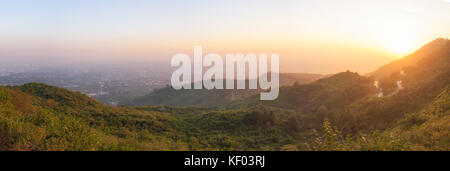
[1, 0, 450, 74]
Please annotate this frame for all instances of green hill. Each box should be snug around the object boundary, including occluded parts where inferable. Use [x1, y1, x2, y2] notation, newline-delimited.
[123, 73, 323, 107]
[0, 83, 321, 150]
[392, 85, 450, 150]
[226, 71, 375, 111]
[0, 83, 182, 150]
[122, 83, 260, 107]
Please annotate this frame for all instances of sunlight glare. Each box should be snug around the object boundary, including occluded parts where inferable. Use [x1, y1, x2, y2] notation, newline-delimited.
[381, 24, 421, 56]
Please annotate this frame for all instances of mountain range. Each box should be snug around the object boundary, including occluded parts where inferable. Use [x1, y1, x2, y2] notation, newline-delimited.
[122, 73, 324, 107]
[0, 38, 448, 151]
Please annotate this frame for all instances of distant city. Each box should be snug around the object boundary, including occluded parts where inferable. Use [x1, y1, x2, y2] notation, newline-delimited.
[0, 63, 172, 105]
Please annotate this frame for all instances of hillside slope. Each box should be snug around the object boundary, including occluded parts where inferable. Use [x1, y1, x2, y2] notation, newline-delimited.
[392, 85, 450, 150]
[0, 83, 197, 150]
[0, 83, 324, 150]
[371, 38, 449, 79]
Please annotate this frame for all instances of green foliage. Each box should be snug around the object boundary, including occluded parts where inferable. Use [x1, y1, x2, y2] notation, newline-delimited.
[304, 120, 410, 151]
[243, 107, 276, 127]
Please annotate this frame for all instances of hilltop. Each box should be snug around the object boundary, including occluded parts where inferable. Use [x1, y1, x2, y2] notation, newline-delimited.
[123, 73, 324, 107]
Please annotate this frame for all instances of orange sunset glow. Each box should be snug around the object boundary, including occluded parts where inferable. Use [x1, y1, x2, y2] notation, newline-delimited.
[1, 0, 449, 74]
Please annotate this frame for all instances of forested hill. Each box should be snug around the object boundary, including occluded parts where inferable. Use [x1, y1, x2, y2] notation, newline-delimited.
[226, 71, 376, 111]
[1, 82, 303, 150]
[122, 73, 324, 107]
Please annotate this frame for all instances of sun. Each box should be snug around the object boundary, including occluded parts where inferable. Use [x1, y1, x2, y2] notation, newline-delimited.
[379, 24, 422, 56]
[375, 20, 423, 56]
[385, 34, 418, 56]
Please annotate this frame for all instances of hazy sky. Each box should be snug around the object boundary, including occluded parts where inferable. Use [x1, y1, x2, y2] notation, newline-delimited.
[1, 0, 450, 74]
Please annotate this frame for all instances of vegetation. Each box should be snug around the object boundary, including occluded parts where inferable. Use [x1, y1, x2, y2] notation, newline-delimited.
[123, 73, 323, 107]
[0, 83, 315, 150]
